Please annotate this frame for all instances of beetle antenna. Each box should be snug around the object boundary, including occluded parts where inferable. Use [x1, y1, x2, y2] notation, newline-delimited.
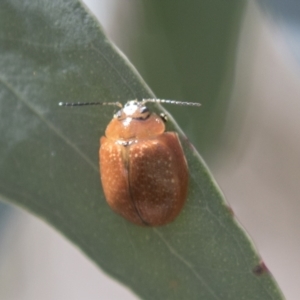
[58, 101, 123, 108]
[142, 99, 201, 107]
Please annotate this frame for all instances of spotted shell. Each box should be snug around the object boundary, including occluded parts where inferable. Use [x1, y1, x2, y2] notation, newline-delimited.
[99, 100, 188, 226]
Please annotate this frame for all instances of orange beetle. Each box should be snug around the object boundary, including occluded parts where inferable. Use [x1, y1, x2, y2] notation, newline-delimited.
[59, 99, 201, 226]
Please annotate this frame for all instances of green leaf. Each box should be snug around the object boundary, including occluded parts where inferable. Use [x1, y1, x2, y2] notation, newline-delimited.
[0, 1, 283, 299]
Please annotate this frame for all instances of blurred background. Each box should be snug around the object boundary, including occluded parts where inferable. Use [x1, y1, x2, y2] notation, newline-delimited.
[0, 0, 300, 299]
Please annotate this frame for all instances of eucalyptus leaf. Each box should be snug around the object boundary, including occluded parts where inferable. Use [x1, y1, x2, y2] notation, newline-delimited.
[0, 1, 284, 299]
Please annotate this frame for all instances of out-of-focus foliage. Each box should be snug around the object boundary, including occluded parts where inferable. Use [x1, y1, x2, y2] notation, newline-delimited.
[117, 0, 246, 161]
[259, 0, 300, 63]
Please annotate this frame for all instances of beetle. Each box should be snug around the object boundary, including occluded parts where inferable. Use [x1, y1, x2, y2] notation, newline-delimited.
[59, 99, 201, 226]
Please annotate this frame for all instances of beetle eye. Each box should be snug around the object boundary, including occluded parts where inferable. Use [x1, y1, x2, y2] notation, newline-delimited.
[140, 106, 149, 114]
[114, 110, 122, 119]
[160, 113, 168, 123]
